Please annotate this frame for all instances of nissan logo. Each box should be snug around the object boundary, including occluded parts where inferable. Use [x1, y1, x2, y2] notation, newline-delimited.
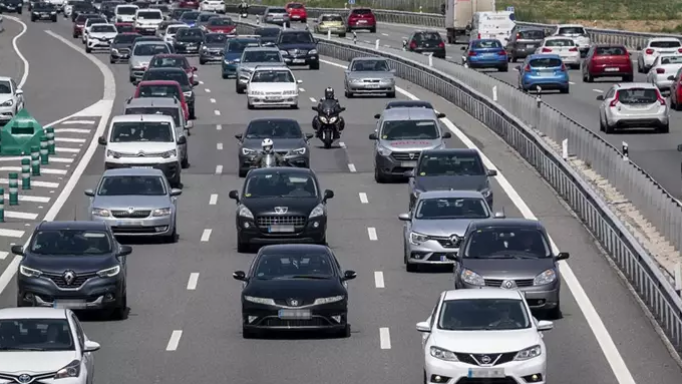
[480, 355, 491, 364]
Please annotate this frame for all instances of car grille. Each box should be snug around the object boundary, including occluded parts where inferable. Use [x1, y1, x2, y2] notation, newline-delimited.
[111, 210, 151, 218]
[256, 215, 307, 227]
[44, 273, 96, 289]
[456, 379, 518, 384]
[273, 298, 313, 306]
[118, 152, 166, 158]
[426, 252, 456, 261]
[262, 317, 329, 327]
[484, 278, 534, 288]
[431, 236, 461, 248]
[111, 226, 159, 233]
[454, 352, 517, 366]
[391, 152, 420, 161]
[117, 48, 131, 55]
[288, 49, 308, 55]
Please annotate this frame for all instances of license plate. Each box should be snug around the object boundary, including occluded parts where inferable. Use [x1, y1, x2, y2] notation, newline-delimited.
[278, 309, 311, 319]
[526, 44, 535, 48]
[54, 300, 86, 309]
[401, 161, 417, 168]
[293, 59, 306, 63]
[269, 225, 295, 233]
[365, 84, 381, 88]
[291, 15, 299, 19]
[115, 220, 142, 226]
[468, 368, 505, 378]
[41, 14, 51, 18]
[440, 255, 447, 261]
[538, 72, 554, 77]
[604, 68, 619, 72]
[133, 166, 153, 169]
[357, 20, 367, 23]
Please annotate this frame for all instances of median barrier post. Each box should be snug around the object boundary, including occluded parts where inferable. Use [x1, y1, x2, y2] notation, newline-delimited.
[8, 173, 18, 206]
[492, 85, 498, 102]
[622, 142, 629, 161]
[39, 137, 49, 165]
[327, 29, 331, 39]
[428, 52, 433, 67]
[30, 146, 40, 176]
[375, 39, 379, 50]
[675, 262, 681, 297]
[46, 127, 55, 155]
[353, 31, 357, 44]
[562, 139, 568, 160]
[21, 158, 30, 190]
[0, 188, 4, 222]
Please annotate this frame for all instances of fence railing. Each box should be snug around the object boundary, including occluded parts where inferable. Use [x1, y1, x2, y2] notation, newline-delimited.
[233, 18, 682, 356]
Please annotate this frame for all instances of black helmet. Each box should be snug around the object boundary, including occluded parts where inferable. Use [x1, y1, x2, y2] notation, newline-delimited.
[324, 87, 334, 100]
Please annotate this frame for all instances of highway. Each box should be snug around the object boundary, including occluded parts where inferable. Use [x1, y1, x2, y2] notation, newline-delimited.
[0, 12, 680, 384]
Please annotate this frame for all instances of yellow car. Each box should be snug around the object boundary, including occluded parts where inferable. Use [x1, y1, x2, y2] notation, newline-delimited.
[314, 14, 346, 37]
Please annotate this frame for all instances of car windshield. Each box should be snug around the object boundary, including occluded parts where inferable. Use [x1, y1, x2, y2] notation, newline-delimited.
[320, 15, 343, 22]
[209, 18, 233, 26]
[386, 101, 433, 109]
[144, 70, 189, 86]
[125, 107, 180, 126]
[180, 12, 200, 20]
[167, 26, 185, 34]
[117, 25, 134, 33]
[117, 6, 137, 14]
[30, 229, 112, 255]
[110, 122, 173, 142]
[114, 34, 138, 43]
[518, 29, 544, 39]
[650, 40, 681, 48]
[472, 40, 501, 49]
[35, 4, 55, 10]
[150, 56, 188, 69]
[351, 9, 372, 15]
[464, 227, 552, 259]
[228, 40, 259, 52]
[268, 7, 286, 13]
[415, 32, 441, 43]
[557, 26, 585, 35]
[417, 153, 485, 176]
[205, 34, 227, 44]
[660, 56, 682, 65]
[351, 59, 389, 71]
[98, 175, 166, 196]
[438, 299, 531, 331]
[595, 46, 627, 56]
[251, 70, 294, 83]
[198, 13, 215, 21]
[242, 50, 281, 62]
[244, 172, 317, 198]
[257, 28, 280, 37]
[616, 88, 659, 104]
[529, 57, 562, 68]
[150, 5, 168, 12]
[416, 197, 489, 220]
[178, 29, 202, 38]
[137, 11, 161, 19]
[545, 39, 574, 47]
[0, 319, 75, 351]
[138, 85, 181, 99]
[134, 44, 169, 56]
[279, 32, 314, 44]
[0, 81, 12, 94]
[245, 120, 302, 139]
[254, 252, 334, 280]
[87, 19, 106, 25]
[381, 120, 439, 140]
[92, 25, 116, 33]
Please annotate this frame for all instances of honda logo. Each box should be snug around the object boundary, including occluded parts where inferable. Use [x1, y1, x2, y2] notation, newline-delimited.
[274, 207, 288, 214]
[288, 299, 299, 306]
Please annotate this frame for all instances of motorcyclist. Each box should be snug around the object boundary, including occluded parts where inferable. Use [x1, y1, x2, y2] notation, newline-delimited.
[252, 138, 286, 167]
[312, 87, 345, 139]
[238, 1, 249, 13]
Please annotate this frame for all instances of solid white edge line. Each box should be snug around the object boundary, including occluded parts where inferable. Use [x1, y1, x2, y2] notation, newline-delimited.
[374, 271, 385, 288]
[0, 252, 7, 260]
[200, 229, 212, 242]
[379, 327, 391, 349]
[367, 227, 378, 241]
[165, 330, 183, 351]
[4, 16, 28, 88]
[186, 273, 199, 290]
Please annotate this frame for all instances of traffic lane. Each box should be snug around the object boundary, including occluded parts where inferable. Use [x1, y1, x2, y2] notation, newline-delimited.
[13, 13, 103, 124]
[0, 18, 25, 83]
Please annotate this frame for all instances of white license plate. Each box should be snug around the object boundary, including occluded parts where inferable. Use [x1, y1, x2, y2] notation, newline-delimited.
[133, 166, 153, 169]
[278, 309, 311, 319]
[269, 225, 295, 233]
[401, 161, 417, 168]
[357, 20, 367, 23]
[468, 368, 505, 378]
[538, 72, 554, 76]
[293, 59, 306, 63]
[114, 220, 142, 226]
[440, 255, 448, 261]
[604, 68, 619, 72]
[266, 96, 282, 100]
[365, 84, 381, 88]
[54, 300, 86, 309]
[291, 15, 299, 19]
[526, 44, 535, 48]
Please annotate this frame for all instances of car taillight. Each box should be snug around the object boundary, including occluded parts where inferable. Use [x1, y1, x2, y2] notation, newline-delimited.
[468, 51, 477, 56]
[477, 33, 481, 39]
[438, 41, 445, 48]
[410, 41, 416, 49]
[569, 47, 578, 52]
[609, 92, 619, 107]
[516, 33, 521, 39]
[657, 68, 665, 74]
[524, 64, 531, 71]
[541, 47, 552, 52]
[657, 90, 666, 105]
[497, 50, 506, 56]
[678, 48, 682, 53]
[560, 63, 567, 71]
[645, 48, 654, 54]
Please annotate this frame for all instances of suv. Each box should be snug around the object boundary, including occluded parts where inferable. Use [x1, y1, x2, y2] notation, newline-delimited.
[369, 107, 452, 183]
[276, 30, 319, 70]
[552, 24, 591, 57]
[0, 0, 23, 14]
[236, 46, 285, 93]
[123, 97, 191, 168]
[134, 8, 163, 35]
[346, 7, 376, 33]
[97, 114, 186, 186]
[85, 23, 118, 53]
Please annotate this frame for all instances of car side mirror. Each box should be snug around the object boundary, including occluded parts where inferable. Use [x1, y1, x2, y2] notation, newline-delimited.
[311, 106, 318, 112]
[340, 107, 346, 112]
[374, 113, 381, 119]
[232, 270, 247, 281]
[323, 189, 334, 201]
[305, 133, 314, 140]
[398, 213, 411, 221]
[11, 245, 23, 256]
[16, 89, 23, 95]
[402, 39, 406, 47]
[668, 75, 675, 81]
[342, 270, 356, 281]
[192, 66, 198, 71]
[170, 188, 182, 197]
[442, 132, 451, 139]
[235, 133, 243, 140]
[556, 252, 570, 260]
[677, 144, 682, 152]
[537, 320, 554, 331]
[369, 133, 378, 140]
[487, 169, 497, 176]
[297, 79, 303, 83]
[494, 211, 506, 218]
[118, 245, 133, 256]
[83, 340, 101, 352]
[515, 65, 522, 71]
[192, 79, 199, 86]
[416, 321, 431, 332]
[460, 46, 466, 50]
[177, 136, 187, 145]
[437, 112, 446, 118]
[228, 190, 239, 201]
[596, 95, 604, 101]
[98, 136, 107, 145]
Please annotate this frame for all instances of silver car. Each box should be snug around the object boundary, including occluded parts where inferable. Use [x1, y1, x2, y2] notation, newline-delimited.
[85, 168, 181, 242]
[597, 82, 669, 133]
[235, 46, 285, 93]
[263, 6, 289, 26]
[369, 107, 451, 182]
[646, 55, 682, 92]
[344, 57, 396, 98]
[128, 41, 172, 83]
[399, 190, 503, 272]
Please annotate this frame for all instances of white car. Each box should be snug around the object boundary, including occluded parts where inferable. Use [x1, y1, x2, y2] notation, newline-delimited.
[646, 55, 682, 92]
[82, 17, 107, 44]
[200, 0, 224, 13]
[63, 0, 80, 17]
[115, 4, 138, 23]
[535, 37, 580, 68]
[47, 0, 65, 12]
[637, 37, 682, 73]
[418, 289, 553, 384]
[162, 24, 188, 44]
[246, 66, 302, 109]
[597, 82, 669, 134]
[0, 307, 100, 384]
[552, 24, 590, 56]
[85, 23, 118, 53]
[0, 76, 25, 125]
[133, 9, 164, 35]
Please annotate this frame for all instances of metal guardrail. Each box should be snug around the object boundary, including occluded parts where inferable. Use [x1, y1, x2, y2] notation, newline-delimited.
[233, 19, 682, 356]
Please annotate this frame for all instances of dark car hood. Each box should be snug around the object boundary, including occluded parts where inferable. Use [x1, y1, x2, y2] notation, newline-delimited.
[243, 197, 319, 216]
[461, 258, 555, 279]
[277, 42, 316, 50]
[112, 42, 134, 49]
[242, 138, 306, 151]
[177, 36, 203, 43]
[414, 175, 488, 192]
[244, 278, 343, 302]
[204, 42, 224, 48]
[24, 254, 116, 275]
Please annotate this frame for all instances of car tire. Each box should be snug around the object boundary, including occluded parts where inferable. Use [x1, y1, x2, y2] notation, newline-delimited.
[236, 84, 244, 94]
[17, 10, 21, 14]
[199, 59, 206, 65]
[310, 61, 319, 70]
[110, 57, 115, 64]
[129, 76, 136, 83]
[30, 17, 34, 21]
[599, 117, 605, 132]
[499, 65, 508, 72]
[624, 74, 633, 82]
[238, 168, 248, 178]
[85, 46, 92, 53]
[222, 73, 228, 79]
[406, 262, 418, 272]
[370, 26, 376, 33]
[387, 91, 396, 98]
[345, 89, 353, 98]
[374, 167, 387, 183]
[560, 87, 569, 94]
[52, 16, 56, 22]
[72, 33, 78, 38]
[339, 33, 346, 38]
[547, 303, 562, 320]
[604, 121, 614, 134]
[237, 237, 250, 253]
[110, 292, 127, 320]
[181, 156, 189, 169]
[189, 107, 195, 119]
[247, 101, 254, 109]
[510, 54, 516, 63]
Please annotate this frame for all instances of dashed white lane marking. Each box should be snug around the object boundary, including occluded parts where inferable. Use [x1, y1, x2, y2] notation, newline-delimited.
[54, 128, 91, 134]
[210, 98, 216, 103]
[446, 55, 452, 59]
[0, 229, 24, 238]
[569, 81, 576, 85]
[359, 192, 368, 204]
[299, 87, 305, 92]
[186, 273, 199, 290]
[215, 165, 223, 174]
[209, 194, 218, 205]
[200, 229, 212, 242]
[367, 227, 378, 241]
[347, 163, 356, 172]
[379, 328, 391, 349]
[216, 124, 222, 131]
[381, 33, 389, 36]
[593, 89, 604, 93]
[374, 271, 385, 288]
[214, 110, 221, 116]
[55, 137, 86, 143]
[166, 330, 183, 351]
[4, 211, 38, 220]
[63, 120, 96, 125]
[199, 80, 204, 85]
[0, 178, 58, 189]
[363, 40, 371, 44]
[0, 252, 7, 260]
[205, 88, 211, 93]
[55, 147, 80, 153]
[216, 142, 223, 150]
[383, 44, 390, 48]
[309, 97, 317, 103]
[0, 167, 66, 175]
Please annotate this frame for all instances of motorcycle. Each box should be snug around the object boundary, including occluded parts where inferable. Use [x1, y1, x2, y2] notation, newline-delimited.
[256, 152, 292, 169]
[240, 11, 248, 18]
[312, 104, 345, 149]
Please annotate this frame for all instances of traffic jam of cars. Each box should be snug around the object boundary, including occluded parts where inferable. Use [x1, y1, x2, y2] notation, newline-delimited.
[0, 2, 575, 384]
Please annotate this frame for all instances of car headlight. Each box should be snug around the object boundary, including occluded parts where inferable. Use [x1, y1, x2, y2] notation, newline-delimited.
[409, 231, 428, 245]
[51, 11, 56, 14]
[0, 99, 14, 107]
[351, 78, 362, 83]
[152, 207, 172, 216]
[161, 149, 177, 158]
[184, 91, 193, 98]
[54, 360, 81, 379]
[377, 146, 391, 157]
[309, 203, 325, 218]
[288, 147, 306, 155]
[97, 265, 120, 278]
[242, 148, 257, 156]
[460, 269, 485, 286]
[111, 48, 119, 54]
[238, 205, 253, 219]
[309, 49, 317, 55]
[244, 296, 275, 305]
[279, 49, 287, 56]
[430, 346, 458, 361]
[313, 295, 344, 305]
[319, 116, 329, 124]
[106, 150, 121, 158]
[201, 45, 208, 51]
[514, 345, 542, 361]
[176, 41, 185, 45]
[19, 265, 41, 278]
[480, 188, 491, 197]
[91, 208, 110, 217]
[534, 269, 557, 285]
[249, 90, 264, 96]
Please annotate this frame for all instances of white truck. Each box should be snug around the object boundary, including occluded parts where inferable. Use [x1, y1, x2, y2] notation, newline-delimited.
[445, 0, 496, 44]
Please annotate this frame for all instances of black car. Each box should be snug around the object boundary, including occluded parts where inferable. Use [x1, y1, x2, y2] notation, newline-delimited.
[140, 67, 197, 116]
[403, 30, 446, 59]
[99, 0, 123, 19]
[30, 2, 57, 22]
[169, 7, 188, 20]
[110, 32, 140, 63]
[408, 149, 496, 210]
[504, 27, 546, 62]
[174, 27, 204, 54]
[254, 27, 280, 46]
[228, 167, 333, 252]
[276, 30, 319, 69]
[233, 244, 355, 338]
[27, 0, 39, 11]
[12, 221, 132, 319]
[0, 0, 23, 14]
[71, 2, 97, 21]
[198, 32, 227, 65]
[384, 100, 434, 110]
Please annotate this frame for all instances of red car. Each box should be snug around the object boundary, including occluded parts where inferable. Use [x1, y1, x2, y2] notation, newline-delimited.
[134, 80, 190, 121]
[285, 2, 307, 23]
[669, 72, 682, 110]
[72, 13, 99, 38]
[147, 54, 197, 82]
[346, 7, 376, 33]
[581, 45, 633, 83]
[178, 0, 199, 9]
[115, 22, 134, 33]
[204, 17, 236, 34]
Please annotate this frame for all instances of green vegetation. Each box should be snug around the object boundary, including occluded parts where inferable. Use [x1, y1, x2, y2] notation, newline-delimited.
[498, 0, 682, 23]
[248, 0, 440, 13]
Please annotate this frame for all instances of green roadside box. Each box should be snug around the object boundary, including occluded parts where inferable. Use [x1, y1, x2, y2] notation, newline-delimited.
[0, 109, 44, 156]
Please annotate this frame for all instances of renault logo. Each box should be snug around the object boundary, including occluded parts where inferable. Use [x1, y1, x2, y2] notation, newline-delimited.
[17, 374, 32, 384]
[63, 271, 76, 285]
[450, 234, 459, 243]
[409, 153, 415, 159]
[288, 299, 299, 306]
[480, 355, 492, 364]
[501, 280, 517, 289]
[274, 206, 288, 214]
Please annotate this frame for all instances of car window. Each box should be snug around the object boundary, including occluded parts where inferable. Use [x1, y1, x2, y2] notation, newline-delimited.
[417, 153, 485, 176]
[518, 29, 544, 39]
[138, 84, 182, 99]
[244, 172, 317, 198]
[150, 56, 188, 69]
[351, 59, 389, 71]
[595, 46, 627, 56]
[208, 18, 234, 26]
[134, 44, 170, 56]
[660, 56, 682, 65]
[616, 88, 659, 104]
[117, 6, 137, 15]
[110, 121, 174, 143]
[416, 198, 489, 220]
[254, 252, 334, 279]
[463, 227, 552, 258]
[178, 28, 203, 38]
[227, 40, 259, 52]
[251, 69, 294, 83]
[144, 70, 189, 86]
[98, 175, 166, 196]
[545, 39, 574, 47]
[114, 34, 139, 43]
[30, 229, 113, 255]
[126, 106, 180, 126]
[472, 40, 502, 49]
[268, 7, 287, 13]
[437, 299, 531, 331]
[287, 3, 304, 8]
[279, 32, 313, 44]
[0, 319, 76, 351]
[256, 28, 280, 37]
[245, 119, 302, 139]
[557, 26, 585, 35]
[92, 25, 117, 33]
[180, 12, 200, 20]
[137, 11, 161, 19]
[320, 15, 343, 22]
[351, 9, 372, 15]
[414, 32, 441, 43]
[242, 50, 281, 63]
[380, 120, 439, 140]
[650, 40, 681, 48]
[528, 57, 562, 68]
[205, 34, 228, 44]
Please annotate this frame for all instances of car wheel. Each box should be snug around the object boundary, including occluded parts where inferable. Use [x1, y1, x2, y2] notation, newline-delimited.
[110, 292, 127, 320]
[222, 73, 228, 79]
[499, 65, 508, 72]
[370, 26, 376, 33]
[199, 59, 206, 65]
[547, 303, 562, 320]
[291, 103, 298, 109]
[599, 117, 605, 132]
[164, 222, 178, 243]
[510, 54, 516, 63]
[387, 91, 396, 98]
[237, 236, 250, 253]
[310, 61, 319, 70]
[585, 72, 593, 82]
[85, 46, 92, 53]
[560, 86, 569, 94]
[236, 84, 244, 94]
[129, 76, 136, 83]
[604, 121, 614, 134]
[345, 89, 353, 98]
[189, 107, 195, 119]
[406, 262, 418, 272]
[181, 155, 189, 169]
[110, 57, 116, 64]
[247, 101, 254, 109]
[624, 74, 633, 82]
[374, 167, 386, 183]
[73, 33, 78, 38]
[339, 33, 346, 38]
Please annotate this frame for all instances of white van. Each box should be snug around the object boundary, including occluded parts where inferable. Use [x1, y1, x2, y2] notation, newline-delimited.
[134, 9, 164, 35]
[115, 4, 139, 23]
[470, 11, 516, 46]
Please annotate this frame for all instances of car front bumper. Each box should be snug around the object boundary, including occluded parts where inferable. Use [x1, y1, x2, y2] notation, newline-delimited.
[347, 80, 395, 94]
[457, 280, 560, 309]
[0, 106, 16, 123]
[90, 213, 174, 237]
[110, 48, 131, 60]
[17, 275, 124, 310]
[425, 352, 546, 384]
[242, 300, 347, 331]
[200, 49, 224, 61]
[281, 54, 318, 66]
[222, 62, 239, 76]
[375, 152, 418, 177]
[175, 43, 201, 53]
[247, 94, 298, 108]
[236, 215, 326, 244]
[129, 67, 146, 80]
[87, 39, 112, 49]
[405, 239, 459, 266]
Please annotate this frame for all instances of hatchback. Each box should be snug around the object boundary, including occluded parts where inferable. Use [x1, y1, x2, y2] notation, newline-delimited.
[346, 7, 376, 33]
[461, 39, 508, 72]
[403, 30, 446, 59]
[582, 45, 633, 82]
[505, 27, 545, 62]
[535, 37, 580, 68]
[637, 37, 682, 73]
[646, 55, 682, 92]
[285, 2, 307, 23]
[597, 83, 669, 133]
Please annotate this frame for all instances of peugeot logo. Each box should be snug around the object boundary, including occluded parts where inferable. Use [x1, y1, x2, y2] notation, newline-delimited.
[17, 374, 32, 384]
[480, 355, 492, 364]
[274, 206, 288, 214]
[409, 153, 415, 160]
[288, 299, 299, 306]
[501, 280, 517, 289]
[63, 271, 76, 285]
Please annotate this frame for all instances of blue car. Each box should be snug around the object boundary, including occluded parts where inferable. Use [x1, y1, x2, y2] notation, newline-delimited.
[179, 11, 201, 27]
[516, 54, 570, 93]
[221, 37, 262, 79]
[462, 39, 508, 72]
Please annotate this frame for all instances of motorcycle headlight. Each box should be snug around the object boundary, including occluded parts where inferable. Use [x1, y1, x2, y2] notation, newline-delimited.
[0, 99, 14, 107]
[91, 208, 110, 217]
[319, 116, 329, 124]
[409, 231, 428, 245]
[460, 269, 485, 286]
[377, 146, 392, 157]
[328, 116, 338, 123]
[242, 148, 257, 156]
[514, 345, 542, 361]
[430, 346, 458, 361]
[19, 265, 42, 278]
[533, 269, 557, 285]
[244, 296, 275, 305]
[309, 203, 325, 218]
[238, 205, 253, 219]
[288, 147, 306, 155]
[152, 207, 172, 216]
[161, 149, 177, 158]
[106, 150, 121, 158]
[97, 265, 120, 278]
[54, 360, 81, 379]
[313, 295, 344, 305]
